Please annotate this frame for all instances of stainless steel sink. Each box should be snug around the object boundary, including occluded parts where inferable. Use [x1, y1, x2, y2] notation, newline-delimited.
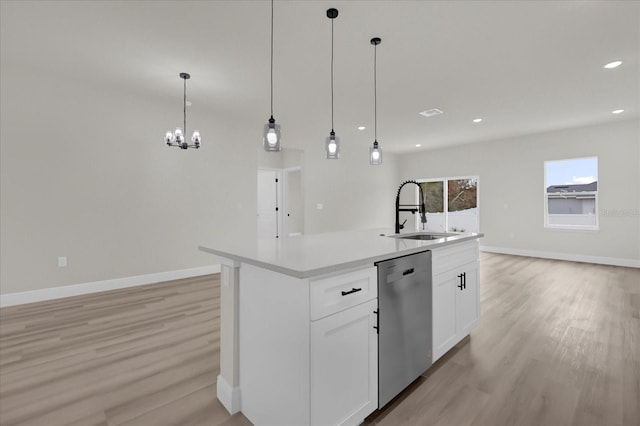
[390, 232, 457, 240]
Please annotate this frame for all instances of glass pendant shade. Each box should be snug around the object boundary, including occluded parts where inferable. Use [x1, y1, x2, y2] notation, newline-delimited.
[326, 131, 340, 159]
[191, 130, 201, 148]
[370, 141, 382, 165]
[174, 127, 184, 143]
[263, 117, 281, 152]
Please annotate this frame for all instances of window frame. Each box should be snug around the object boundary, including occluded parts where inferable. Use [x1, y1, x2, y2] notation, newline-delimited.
[543, 157, 599, 231]
[414, 176, 480, 233]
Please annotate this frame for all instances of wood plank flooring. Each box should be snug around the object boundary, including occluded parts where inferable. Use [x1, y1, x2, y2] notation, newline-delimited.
[0, 275, 248, 426]
[365, 254, 640, 426]
[1, 253, 638, 426]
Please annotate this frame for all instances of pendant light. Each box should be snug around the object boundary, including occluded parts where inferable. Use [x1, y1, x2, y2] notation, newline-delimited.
[263, 0, 281, 152]
[325, 8, 340, 159]
[165, 73, 201, 150]
[370, 37, 382, 165]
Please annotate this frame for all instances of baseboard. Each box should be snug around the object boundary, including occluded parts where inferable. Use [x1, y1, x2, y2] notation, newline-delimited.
[217, 374, 241, 414]
[0, 265, 221, 308]
[480, 246, 640, 268]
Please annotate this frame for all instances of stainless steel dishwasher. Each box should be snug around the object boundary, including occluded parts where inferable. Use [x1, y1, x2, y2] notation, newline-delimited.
[375, 250, 432, 408]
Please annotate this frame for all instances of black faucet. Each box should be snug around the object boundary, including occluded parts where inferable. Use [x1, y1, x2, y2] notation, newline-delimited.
[395, 180, 427, 234]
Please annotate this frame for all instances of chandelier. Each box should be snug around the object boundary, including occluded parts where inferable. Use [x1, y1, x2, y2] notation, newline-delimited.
[165, 72, 201, 150]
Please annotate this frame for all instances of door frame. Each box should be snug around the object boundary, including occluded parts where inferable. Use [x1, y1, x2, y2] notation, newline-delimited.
[257, 168, 284, 239]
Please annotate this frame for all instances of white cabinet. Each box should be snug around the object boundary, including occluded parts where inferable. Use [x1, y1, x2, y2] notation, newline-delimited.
[310, 267, 377, 321]
[239, 264, 378, 426]
[311, 299, 378, 426]
[433, 270, 458, 358]
[432, 241, 480, 362]
[456, 262, 479, 337]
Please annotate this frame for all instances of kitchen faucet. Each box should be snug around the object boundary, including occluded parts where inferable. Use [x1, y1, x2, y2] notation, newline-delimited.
[395, 180, 427, 234]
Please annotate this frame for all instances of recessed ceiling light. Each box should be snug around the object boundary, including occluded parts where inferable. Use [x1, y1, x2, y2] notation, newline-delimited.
[416, 144, 422, 147]
[473, 118, 483, 123]
[419, 108, 443, 118]
[357, 126, 366, 130]
[603, 60, 622, 69]
[612, 109, 624, 114]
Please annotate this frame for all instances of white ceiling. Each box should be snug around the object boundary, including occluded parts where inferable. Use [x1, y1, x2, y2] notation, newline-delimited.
[1, 0, 638, 153]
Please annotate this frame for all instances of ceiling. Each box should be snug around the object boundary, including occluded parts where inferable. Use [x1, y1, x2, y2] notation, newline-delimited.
[1, 0, 638, 153]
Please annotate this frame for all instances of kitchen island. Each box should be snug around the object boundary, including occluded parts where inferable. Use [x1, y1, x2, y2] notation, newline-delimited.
[199, 229, 483, 426]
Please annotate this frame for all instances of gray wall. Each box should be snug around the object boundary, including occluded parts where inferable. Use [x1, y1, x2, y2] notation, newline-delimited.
[398, 119, 640, 262]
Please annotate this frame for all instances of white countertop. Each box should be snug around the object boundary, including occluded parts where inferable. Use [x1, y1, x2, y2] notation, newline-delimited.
[199, 229, 483, 278]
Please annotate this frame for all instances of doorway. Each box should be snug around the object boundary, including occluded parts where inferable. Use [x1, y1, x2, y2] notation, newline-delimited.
[257, 167, 304, 239]
[257, 148, 305, 239]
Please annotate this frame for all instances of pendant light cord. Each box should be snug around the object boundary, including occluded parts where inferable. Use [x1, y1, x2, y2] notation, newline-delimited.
[374, 43, 377, 142]
[270, 0, 274, 117]
[183, 76, 187, 135]
[331, 18, 334, 131]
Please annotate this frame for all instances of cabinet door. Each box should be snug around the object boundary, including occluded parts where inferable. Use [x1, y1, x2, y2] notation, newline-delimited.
[457, 262, 479, 336]
[432, 271, 457, 362]
[310, 299, 378, 426]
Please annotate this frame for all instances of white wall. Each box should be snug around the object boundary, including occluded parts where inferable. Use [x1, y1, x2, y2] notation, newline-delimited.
[398, 119, 640, 263]
[0, 64, 259, 295]
[304, 146, 399, 234]
[0, 66, 399, 296]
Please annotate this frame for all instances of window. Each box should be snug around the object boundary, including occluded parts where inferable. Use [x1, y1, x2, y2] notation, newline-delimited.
[416, 177, 479, 233]
[544, 157, 598, 230]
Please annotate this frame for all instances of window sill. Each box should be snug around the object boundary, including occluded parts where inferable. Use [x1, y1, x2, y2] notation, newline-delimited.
[544, 225, 599, 232]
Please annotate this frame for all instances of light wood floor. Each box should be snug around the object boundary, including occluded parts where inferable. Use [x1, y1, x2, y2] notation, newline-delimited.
[1, 253, 638, 426]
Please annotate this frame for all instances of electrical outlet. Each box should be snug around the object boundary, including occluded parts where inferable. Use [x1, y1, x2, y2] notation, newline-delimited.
[58, 256, 67, 268]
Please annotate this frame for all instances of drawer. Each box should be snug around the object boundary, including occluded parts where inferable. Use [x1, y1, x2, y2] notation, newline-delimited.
[431, 240, 478, 276]
[310, 267, 377, 321]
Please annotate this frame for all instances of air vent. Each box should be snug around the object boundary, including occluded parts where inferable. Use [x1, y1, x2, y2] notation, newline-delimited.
[419, 108, 443, 118]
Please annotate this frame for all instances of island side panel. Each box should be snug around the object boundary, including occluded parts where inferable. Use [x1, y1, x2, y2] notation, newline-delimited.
[218, 259, 241, 414]
[239, 263, 311, 425]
